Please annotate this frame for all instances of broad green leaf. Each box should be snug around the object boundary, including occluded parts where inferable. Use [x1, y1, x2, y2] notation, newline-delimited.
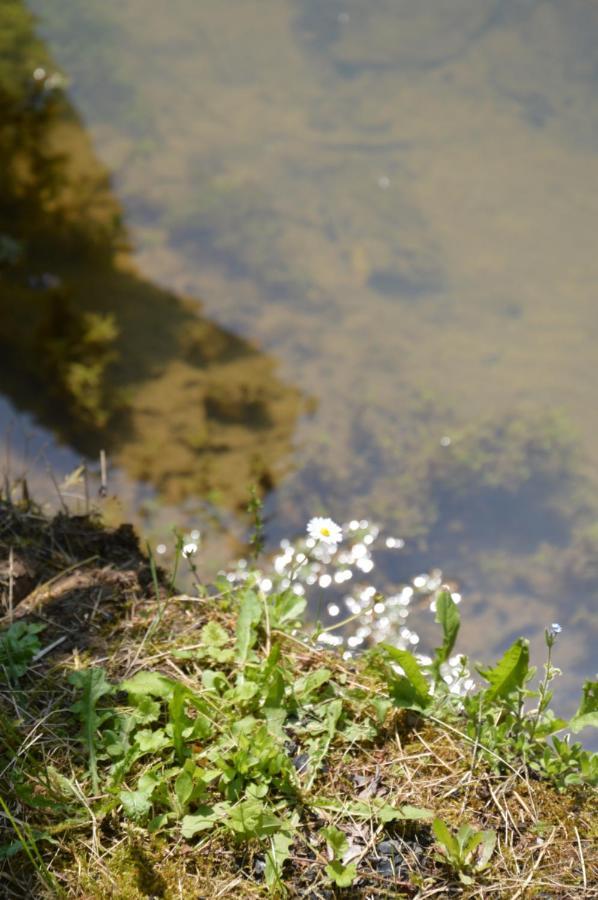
[130, 694, 161, 724]
[226, 800, 280, 838]
[181, 803, 229, 837]
[135, 728, 171, 753]
[119, 789, 152, 821]
[202, 669, 228, 694]
[456, 824, 476, 853]
[294, 668, 332, 699]
[325, 860, 357, 888]
[433, 818, 459, 860]
[232, 681, 260, 702]
[381, 645, 431, 710]
[477, 639, 530, 701]
[246, 782, 269, 799]
[270, 590, 307, 628]
[372, 697, 392, 723]
[235, 589, 263, 663]
[230, 715, 259, 737]
[475, 831, 496, 870]
[120, 671, 175, 699]
[569, 681, 598, 733]
[265, 827, 294, 893]
[433, 590, 460, 672]
[534, 713, 568, 737]
[148, 812, 173, 833]
[175, 771, 193, 808]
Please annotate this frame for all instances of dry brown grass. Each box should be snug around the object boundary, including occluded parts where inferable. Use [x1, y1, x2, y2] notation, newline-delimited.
[0, 500, 596, 899]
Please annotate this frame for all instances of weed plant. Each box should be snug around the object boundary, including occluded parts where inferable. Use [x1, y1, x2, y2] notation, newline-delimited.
[0, 511, 596, 897]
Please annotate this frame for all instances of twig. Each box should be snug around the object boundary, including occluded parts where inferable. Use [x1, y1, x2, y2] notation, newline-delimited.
[574, 826, 587, 891]
[32, 635, 68, 661]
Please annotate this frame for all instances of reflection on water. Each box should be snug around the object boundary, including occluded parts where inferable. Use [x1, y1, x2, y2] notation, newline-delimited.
[3, 0, 598, 711]
[0, 1, 304, 556]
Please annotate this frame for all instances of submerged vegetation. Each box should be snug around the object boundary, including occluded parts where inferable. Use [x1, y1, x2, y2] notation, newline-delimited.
[0, 497, 595, 898]
[0, 0, 304, 515]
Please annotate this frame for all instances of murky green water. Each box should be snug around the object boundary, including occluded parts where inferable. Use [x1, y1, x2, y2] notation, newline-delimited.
[2, 0, 598, 714]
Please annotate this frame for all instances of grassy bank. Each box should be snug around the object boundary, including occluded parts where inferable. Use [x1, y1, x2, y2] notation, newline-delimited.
[0, 498, 596, 898]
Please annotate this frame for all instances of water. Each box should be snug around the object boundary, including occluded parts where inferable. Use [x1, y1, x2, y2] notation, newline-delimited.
[2, 0, 597, 717]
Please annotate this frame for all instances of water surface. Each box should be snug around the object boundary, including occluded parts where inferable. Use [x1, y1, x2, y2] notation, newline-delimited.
[3, 0, 598, 715]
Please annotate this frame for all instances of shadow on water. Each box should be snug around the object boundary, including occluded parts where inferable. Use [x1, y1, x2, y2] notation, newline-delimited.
[0, 1, 305, 514]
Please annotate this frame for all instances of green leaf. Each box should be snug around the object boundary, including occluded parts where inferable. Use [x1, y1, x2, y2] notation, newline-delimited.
[231, 681, 260, 703]
[202, 669, 228, 694]
[181, 803, 230, 837]
[69, 668, 114, 792]
[477, 639, 530, 701]
[226, 800, 280, 838]
[321, 825, 348, 858]
[175, 771, 193, 809]
[269, 590, 307, 629]
[474, 830, 496, 870]
[200, 620, 229, 649]
[433, 818, 459, 861]
[294, 668, 332, 699]
[378, 803, 434, 823]
[46, 766, 79, 801]
[0, 622, 45, 680]
[135, 728, 171, 754]
[235, 589, 263, 663]
[325, 860, 357, 888]
[130, 694, 161, 724]
[120, 671, 175, 699]
[169, 683, 190, 764]
[433, 590, 460, 674]
[381, 645, 431, 710]
[265, 827, 295, 893]
[340, 719, 378, 742]
[326, 699, 343, 737]
[372, 697, 392, 723]
[569, 681, 598, 733]
[119, 789, 153, 821]
[315, 798, 432, 823]
[148, 812, 173, 833]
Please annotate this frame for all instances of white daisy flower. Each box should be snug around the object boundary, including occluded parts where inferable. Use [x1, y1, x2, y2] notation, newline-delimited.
[182, 542, 198, 558]
[306, 517, 342, 546]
